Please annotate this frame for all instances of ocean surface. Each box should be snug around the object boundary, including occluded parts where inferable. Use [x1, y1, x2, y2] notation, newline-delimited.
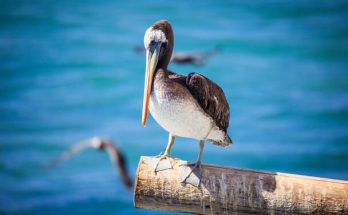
[1, 0, 348, 214]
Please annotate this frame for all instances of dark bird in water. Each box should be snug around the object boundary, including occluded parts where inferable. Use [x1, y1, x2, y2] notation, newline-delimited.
[44, 137, 133, 189]
[133, 45, 219, 65]
[141, 20, 232, 186]
[171, 48, 219, 65]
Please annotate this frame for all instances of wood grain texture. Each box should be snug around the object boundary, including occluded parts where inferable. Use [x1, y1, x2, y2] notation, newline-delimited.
[134, 156, 348, 215]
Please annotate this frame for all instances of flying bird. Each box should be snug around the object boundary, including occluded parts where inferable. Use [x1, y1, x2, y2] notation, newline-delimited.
[44, 137, 133, 189]
[171, 48, 219, 65]
[141, 20, 232, 186]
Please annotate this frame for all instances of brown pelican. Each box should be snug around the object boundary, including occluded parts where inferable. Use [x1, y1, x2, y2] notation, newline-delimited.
[44, 137, 133, 189]
[141, 20, 232, 186]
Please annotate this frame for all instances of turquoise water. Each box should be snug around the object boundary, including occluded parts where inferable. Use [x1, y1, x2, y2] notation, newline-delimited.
[1, 0, 348, 214]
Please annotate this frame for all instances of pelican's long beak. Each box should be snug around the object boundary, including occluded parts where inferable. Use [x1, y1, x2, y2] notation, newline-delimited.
[141, 42, 161, 126]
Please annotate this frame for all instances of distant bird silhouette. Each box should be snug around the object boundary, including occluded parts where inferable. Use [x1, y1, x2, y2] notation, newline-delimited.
[44, 137, 132, 189]
[133, 45, 220, 65]
[171, 48, 219, 65]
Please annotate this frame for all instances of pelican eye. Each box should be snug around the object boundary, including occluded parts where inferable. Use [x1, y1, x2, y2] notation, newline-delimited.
[149, 41, 155, 50]
[160, 42, 167, 56]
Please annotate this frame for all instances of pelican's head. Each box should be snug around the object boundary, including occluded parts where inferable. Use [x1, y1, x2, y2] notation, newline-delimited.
[141, 20, 173, 127]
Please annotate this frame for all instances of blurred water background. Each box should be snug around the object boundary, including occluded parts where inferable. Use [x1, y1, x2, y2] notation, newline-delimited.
[1, 0, 348, 214]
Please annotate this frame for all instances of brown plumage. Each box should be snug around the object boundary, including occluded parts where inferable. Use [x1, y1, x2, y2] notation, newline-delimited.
[152, 20, 174, 69]
[142, 20, 232, 186]
[148, 20, 232, 146]
[186, 72, 230, 133]
[164, 69, 231, 140]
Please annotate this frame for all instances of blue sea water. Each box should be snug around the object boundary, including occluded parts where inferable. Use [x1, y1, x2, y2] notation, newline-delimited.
[1, 0, 348, 214]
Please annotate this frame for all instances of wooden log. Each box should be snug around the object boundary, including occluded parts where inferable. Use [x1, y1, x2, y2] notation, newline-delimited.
[134, 156, 348, 215]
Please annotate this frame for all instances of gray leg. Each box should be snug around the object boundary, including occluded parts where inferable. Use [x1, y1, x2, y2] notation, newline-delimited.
[152, 134, 175, 171]
[163, 134, 175, 157]
[197, 140, 204, 164]
[179, 140, 205, 187]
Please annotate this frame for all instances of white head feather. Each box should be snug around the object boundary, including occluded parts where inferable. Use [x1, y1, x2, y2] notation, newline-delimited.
[144, 27, 167, 49]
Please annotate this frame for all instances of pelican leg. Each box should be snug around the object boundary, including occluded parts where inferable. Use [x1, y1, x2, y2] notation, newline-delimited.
[152, 134, 175, 172]
[179, 140, 204, 187]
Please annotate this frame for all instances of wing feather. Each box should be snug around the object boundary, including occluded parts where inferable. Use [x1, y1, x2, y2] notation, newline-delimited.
[186, 72, 230, 132]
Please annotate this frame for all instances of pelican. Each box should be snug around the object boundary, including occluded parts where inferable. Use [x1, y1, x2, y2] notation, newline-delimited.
[141, 20, 232, 186]
[44, 137, 133, 189]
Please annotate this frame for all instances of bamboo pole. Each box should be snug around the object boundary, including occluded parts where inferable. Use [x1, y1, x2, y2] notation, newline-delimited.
[134, 156, 348, 215]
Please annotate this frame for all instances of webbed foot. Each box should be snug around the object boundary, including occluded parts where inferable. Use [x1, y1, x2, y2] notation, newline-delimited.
[179, 160, 202, 187]
[143, 154, 173, 172]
